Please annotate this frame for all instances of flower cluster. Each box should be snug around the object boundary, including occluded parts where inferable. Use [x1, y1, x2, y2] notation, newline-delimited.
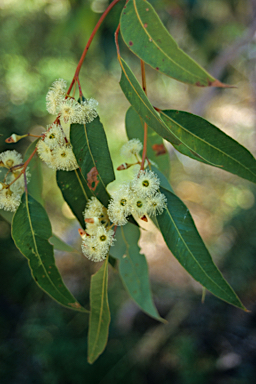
[107, 169, 167, 225]
[37, 123, 78, 171]
[46, 79, 98, 125]
[78, 139, 167, 262]
[80, 197, 115, 262]
[0, 150, 29, 212]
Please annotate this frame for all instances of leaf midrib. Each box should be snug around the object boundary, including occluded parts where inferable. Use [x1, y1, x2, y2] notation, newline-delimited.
[25, 193, 75, 304]
[74, 169, 88, 200]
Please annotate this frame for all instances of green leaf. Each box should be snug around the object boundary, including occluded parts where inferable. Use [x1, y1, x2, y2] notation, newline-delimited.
[119, 59, 256, 183]
[160, 110, 256, 184]
[125, 106, 170, 178]
[56, 169, 89, 228]
[70, 117, 115, 207]
[156, 187, 246, 310]
[49, 234, 78, 253]
[119, 58, 208, 163]
[120, 0, 227, 87]
[111, 223, 164, 322]
[12, 193, 88, 312]
[88, 258, 110, 364]
[24, 139, 44, 205]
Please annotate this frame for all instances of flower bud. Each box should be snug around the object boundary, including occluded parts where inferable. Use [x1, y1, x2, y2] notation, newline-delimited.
[5, 134, 25, 143]
[117, 163, 132, 170]
[78, 228, 87, 239]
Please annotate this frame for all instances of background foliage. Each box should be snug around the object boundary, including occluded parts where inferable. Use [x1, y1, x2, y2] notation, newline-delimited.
[1, 0, 256, 382]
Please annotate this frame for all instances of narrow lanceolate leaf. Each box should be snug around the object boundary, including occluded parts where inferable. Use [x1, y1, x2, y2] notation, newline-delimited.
[119, 59, 256, 182]
[156, 187, 246, 310]
[70, 117, 115, 208]
[24, 140, 44, 205]
[160, 110, 256, 184]
[120, 0, 227, 87]
[88, 258, 110, 364]
[119, 58, 211, 164]
[125, 106, 170, 178]
[57, 169, 90, 228]
[12, 193, 88, 312]
[111, 223, 164, 322]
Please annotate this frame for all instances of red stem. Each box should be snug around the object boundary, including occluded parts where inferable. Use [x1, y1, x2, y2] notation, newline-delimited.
[67, 0, 122, 96]
[115, 23, 121, 57]
[140, 122, 148, 170]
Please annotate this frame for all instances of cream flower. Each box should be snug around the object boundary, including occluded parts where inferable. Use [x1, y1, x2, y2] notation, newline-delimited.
[130, 195, 149, 218]
[81, 235, 107, 262]
[43, 124, 66, 149]
[46, 79, 67, 115]
[80, 98, 98, 124]
[84, 197, 104, 219]
[132, 169, 160, 197]
[120, 139, 143, 159]
[36, 140, 55, 169]
[52, 144, 78, 171]
[0, 150, 23, 169]
[95, 225, 115, 250]
[107, 184, 133, 225]
[146, 192, 167, 216]
[57, 98, 82, 124]
[0, 188, 22, 212]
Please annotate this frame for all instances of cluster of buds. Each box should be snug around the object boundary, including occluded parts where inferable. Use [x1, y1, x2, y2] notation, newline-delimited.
[46, 79, 98, 125]
[37, 123, 78, 171]
[79, 197, 115, 262]
[0, 150, 29, 212]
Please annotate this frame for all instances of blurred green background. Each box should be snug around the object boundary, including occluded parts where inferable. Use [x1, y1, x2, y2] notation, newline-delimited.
[1, 0, 256, 383]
